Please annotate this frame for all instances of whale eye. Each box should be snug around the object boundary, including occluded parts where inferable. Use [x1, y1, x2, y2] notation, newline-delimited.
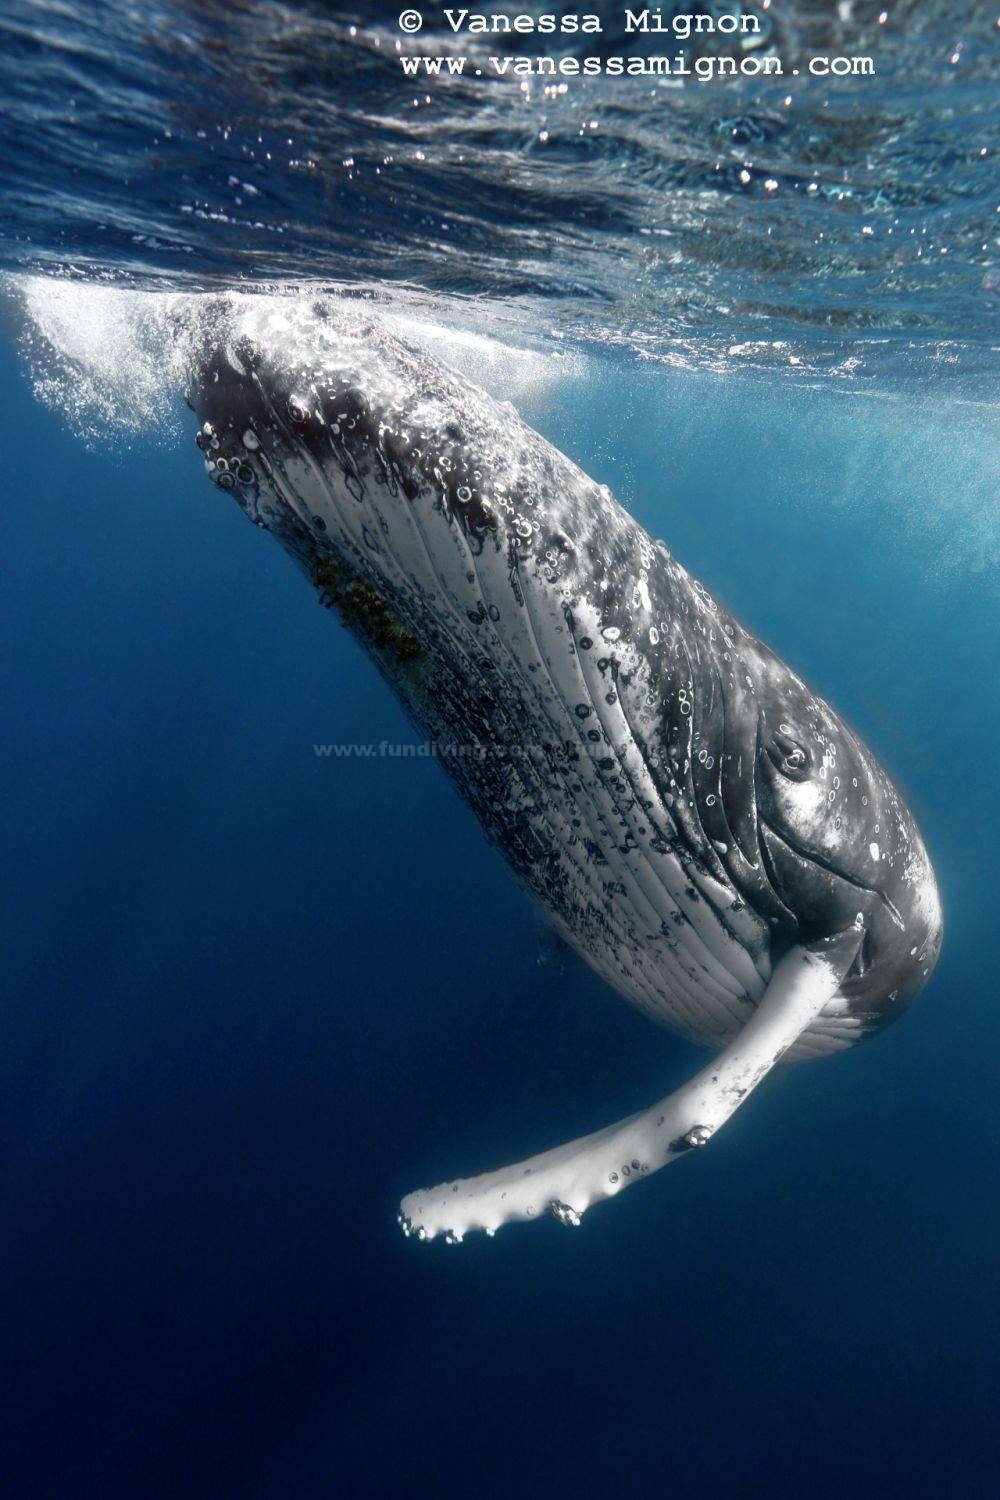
[765, 726, 813, 782]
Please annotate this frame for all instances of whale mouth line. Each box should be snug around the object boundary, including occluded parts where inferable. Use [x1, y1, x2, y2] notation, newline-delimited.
[757, 811, 905, 931]
[714, 679, 761, 873]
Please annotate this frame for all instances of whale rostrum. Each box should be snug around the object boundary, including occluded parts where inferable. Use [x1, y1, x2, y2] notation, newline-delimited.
[186, 294, 942, 1242]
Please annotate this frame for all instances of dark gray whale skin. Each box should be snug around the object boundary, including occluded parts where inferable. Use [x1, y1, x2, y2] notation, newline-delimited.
[185, 296, 942, 1060]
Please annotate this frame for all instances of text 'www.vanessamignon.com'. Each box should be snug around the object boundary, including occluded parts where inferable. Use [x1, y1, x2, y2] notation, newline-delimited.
[391, 8, 879, 83]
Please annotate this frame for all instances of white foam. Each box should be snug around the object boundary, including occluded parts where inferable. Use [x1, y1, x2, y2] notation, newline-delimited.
[9, 275, 197, 443]
[382, 311, 580, 400]
[6, 274, 581, 448]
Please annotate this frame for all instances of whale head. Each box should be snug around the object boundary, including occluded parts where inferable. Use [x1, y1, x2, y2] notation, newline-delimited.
[753, 697, 943, 1026]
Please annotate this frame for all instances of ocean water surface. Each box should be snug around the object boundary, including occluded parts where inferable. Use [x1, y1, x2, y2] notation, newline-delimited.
[0, 2, 998, 1496]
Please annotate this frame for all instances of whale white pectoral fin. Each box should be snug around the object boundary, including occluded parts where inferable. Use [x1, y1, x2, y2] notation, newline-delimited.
[398, 929, 864, 1244]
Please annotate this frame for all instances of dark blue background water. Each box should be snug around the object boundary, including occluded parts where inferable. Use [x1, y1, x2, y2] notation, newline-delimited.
[2, 324, 997, 1495]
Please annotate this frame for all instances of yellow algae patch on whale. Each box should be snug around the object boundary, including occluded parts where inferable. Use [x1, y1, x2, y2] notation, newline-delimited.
[310, 551, 424, 672]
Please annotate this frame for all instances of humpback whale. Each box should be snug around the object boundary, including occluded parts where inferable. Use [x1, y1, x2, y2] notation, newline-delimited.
[186, 294, 942, 1243]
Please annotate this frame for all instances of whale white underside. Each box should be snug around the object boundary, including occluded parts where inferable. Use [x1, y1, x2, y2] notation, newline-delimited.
[230, 376, 864, 1063]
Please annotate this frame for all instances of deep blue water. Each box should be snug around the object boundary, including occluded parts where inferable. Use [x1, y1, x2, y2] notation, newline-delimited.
[2, 330, 998, 1495]
[1, 0, 999, 1495]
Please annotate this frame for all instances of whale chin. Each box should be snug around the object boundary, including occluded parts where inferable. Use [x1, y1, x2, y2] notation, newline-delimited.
[181, 291, 940, 1241]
